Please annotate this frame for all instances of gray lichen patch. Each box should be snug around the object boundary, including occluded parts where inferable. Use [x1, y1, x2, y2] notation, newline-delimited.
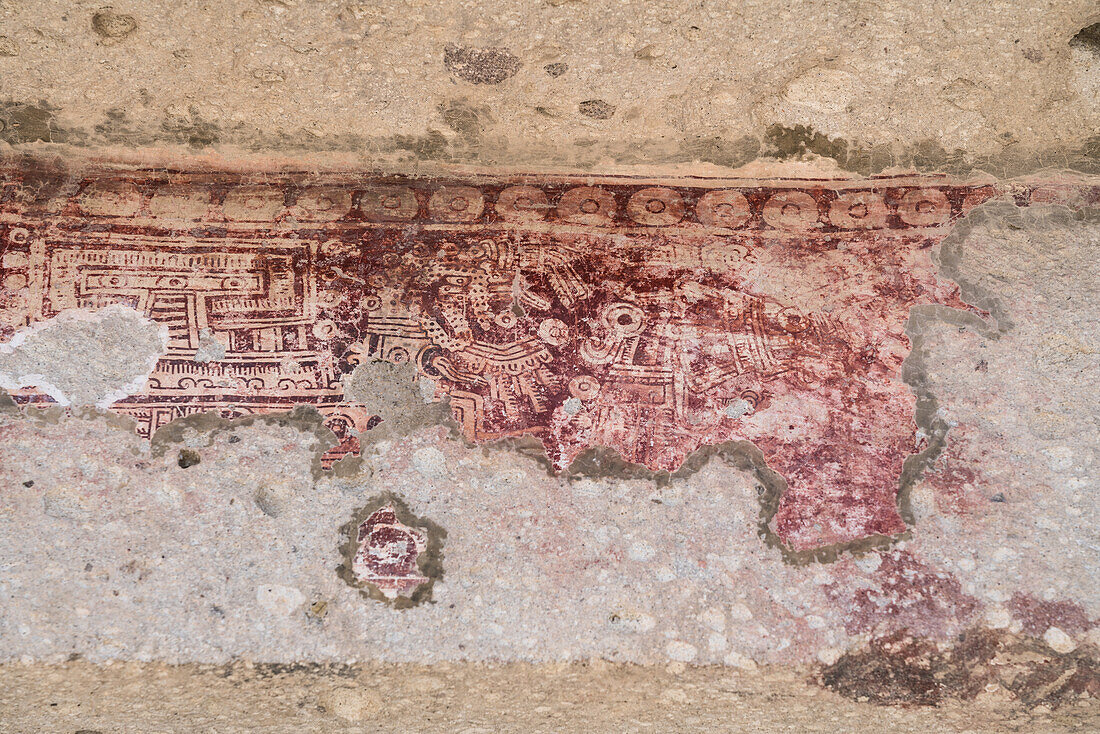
[0, 305, 167, 409]
[0, 101, 60, 145]
[340, 360, 454, 443]
[148, 404, 338, 479]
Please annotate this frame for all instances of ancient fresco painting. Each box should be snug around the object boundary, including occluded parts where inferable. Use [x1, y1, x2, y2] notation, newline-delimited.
[2, 165, 1088, 552]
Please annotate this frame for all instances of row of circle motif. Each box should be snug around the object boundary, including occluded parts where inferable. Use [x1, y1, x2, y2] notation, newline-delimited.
[74, 181, 955, 229]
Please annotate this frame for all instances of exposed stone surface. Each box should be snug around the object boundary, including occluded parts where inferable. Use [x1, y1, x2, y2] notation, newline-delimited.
[0, 1, 1096, 173]
[4, 660, 1096, 732]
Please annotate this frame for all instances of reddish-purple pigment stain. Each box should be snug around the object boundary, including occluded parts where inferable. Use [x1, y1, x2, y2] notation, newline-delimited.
[352, 506, 429, 599]
[1, 164, 1095, 550]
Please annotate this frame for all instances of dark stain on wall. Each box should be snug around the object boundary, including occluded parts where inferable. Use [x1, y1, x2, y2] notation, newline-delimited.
[821, 628, 1100, 709]
[443, 45, 522, 85]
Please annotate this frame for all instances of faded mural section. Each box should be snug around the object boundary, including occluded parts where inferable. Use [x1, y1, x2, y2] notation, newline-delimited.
[0, 161, 1096, 689]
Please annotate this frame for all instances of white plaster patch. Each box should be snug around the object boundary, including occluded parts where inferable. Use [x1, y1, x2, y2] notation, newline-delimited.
[723, 650, 758, 670]
[665, 640, 698, 662]
[724, 399, 752, 420]
[628, 541, 655, 562]
[1043, 626, 1077, 654]
[418, 376, 439, 403]
[0, 304, 167, 408]
[255, 584, 307, 617]
[729, 602, 754, 622]
[816, 647, 844, 666]
[984, 606, 1012, 629]
[413, 446, 448, 478]
[701, 607, 726, 632]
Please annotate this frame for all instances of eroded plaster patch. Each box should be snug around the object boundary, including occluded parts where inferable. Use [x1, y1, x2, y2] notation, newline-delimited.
[0, 303, 167, 408]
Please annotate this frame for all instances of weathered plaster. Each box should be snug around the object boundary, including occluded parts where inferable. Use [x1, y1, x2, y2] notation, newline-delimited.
[0, 303, 167, 408]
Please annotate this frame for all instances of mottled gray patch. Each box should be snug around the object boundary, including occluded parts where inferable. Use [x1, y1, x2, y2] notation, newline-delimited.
[161, 108, 220, 149]
[0, 305, 167, 408]
[0, 102, 57, 144]
[341, 360, 453, 443]
[148, 404, 337, 480]
[193, 328, 226, 363]
[443, 45, 521, 85]
[578, 99, 616, 119]
[439, 99, 492, 151]
[392, 130, 451, 160]
[253, 486, 284, 518]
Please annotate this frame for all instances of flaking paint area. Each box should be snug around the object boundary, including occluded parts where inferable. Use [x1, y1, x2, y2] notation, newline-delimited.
[0, 166, 1076, 555]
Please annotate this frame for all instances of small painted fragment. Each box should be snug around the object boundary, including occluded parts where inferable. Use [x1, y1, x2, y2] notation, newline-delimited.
[352, 506, 430, 599]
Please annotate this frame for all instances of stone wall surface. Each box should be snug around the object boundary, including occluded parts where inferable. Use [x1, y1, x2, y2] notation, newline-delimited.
[0, 0, 1098, 726]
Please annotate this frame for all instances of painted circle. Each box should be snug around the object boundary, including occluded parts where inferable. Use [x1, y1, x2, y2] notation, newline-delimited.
[3, 273, 27, 290]
[557, 186, 616, 224]
[603, 302, 646, 337]
[828, 191, 888, 229]
[223, 185, 286, 221]
[778, 307, 810, 333]
[537, 317, 570, 346]
[696, 190, 752, 228]
[295, 187, 353, 221]
[428, 186, 484, 221]
[494, 310, 518, 328]
[148, 184, 211, 220]
[1, 250, 28, 268]
[569, 375, 601, 400]
[761, 190, 819, 230]
[312, 319, 338, 339]
[496, 185, 549, 221]
[626, 187, 685, 225]
[78, 181, 143, 218]
[386, 346, 411, 363]
[897, 188, 950, 227]
[360, 186, 419, 221]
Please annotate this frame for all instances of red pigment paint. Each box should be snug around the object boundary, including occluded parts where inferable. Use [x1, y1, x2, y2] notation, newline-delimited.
[1, 166, 1081, 550]
[353, 506, 429, 599]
